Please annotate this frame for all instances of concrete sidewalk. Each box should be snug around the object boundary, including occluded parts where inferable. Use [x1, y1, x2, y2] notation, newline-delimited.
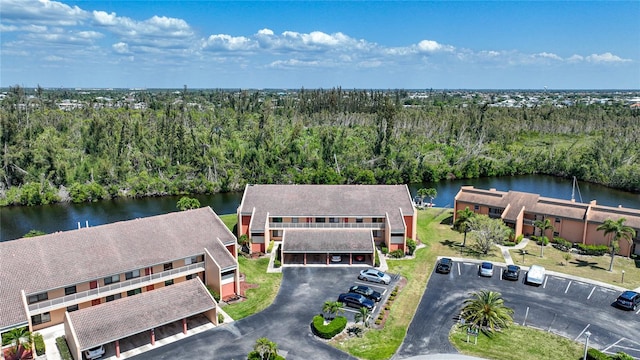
[495, 237, 530, 265]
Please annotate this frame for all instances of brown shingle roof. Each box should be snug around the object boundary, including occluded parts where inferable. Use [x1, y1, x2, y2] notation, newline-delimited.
[283, 229, 374, 253]
[588, 205, 640, 229]
[67, 278, 215, 351]
[0, 207, 235, 331]
[239, 185, 414, 232]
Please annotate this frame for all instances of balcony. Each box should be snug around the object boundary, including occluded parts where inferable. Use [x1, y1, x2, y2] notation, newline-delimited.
[27, 262, 205, 315]
[269, 222, 385, 229]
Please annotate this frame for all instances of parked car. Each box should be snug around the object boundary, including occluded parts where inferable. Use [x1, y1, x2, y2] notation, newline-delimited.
[349, 285, 382, 302]
[436, 258, 453, 274]
[615, 290, 640, 311]
[354, 255, 365, 262]
[358, 269, 392, 285]
[525, 265, 546, 285]
[479, 261, 494, 277]
[503, 265, 520, 281]
[330, 255, 342, 263]
[338, 292, 374, 310]
[84, 345, 105, 360]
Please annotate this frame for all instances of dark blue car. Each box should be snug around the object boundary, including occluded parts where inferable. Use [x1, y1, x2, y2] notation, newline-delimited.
[338, 292, 374, 310]
[615, 291, 640, 311]
[348, 285, 382, 302]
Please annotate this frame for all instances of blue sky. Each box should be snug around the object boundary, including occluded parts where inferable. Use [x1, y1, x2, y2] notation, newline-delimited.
[1, 1, 639, 89]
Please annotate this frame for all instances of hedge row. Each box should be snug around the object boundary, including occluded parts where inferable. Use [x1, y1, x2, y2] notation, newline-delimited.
[312, 315, 347, 339]
[587, 348, 634, 360]
[33, 332, 45, 356]
[552, 237, 573, 252]
[576, 243, 609, 256]
[56, 336, 73, 360]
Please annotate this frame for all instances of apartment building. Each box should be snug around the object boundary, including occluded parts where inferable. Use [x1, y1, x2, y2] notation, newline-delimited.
[0, 207, 239, 359]
[237, 184, 417, 266]
[454, 186, 640, 256]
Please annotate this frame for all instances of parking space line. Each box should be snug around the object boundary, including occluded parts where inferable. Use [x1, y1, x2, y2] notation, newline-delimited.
[636, 307, 640, 315]
[543, 276, 548, 288]
[565, 281, 572, 294]
[575, 324, 591, 341]
[603, 337, 625, 352]
[587, 286, 596, 299]
[457, 263, 461, 276]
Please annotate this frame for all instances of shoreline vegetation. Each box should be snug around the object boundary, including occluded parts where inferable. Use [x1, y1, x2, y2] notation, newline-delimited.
[1, 87, 639, 207]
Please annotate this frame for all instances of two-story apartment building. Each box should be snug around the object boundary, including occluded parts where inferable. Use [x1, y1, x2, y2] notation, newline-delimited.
[454, 186, 640, 256]
[237, 184, 417, 266]
[0, 207, 239, 359]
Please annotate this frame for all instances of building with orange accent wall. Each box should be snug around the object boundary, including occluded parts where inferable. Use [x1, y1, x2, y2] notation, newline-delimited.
[237, 184, 417, 266]
[0, 207, 239, 359]
[454, 186, 640, 256]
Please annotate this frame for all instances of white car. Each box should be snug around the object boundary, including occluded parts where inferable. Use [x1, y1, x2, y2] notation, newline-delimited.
[358, 269, 391, 285]
[330, 255, 342, 263]
[479, 262, 494, 277]
[84, 345, 105, 360]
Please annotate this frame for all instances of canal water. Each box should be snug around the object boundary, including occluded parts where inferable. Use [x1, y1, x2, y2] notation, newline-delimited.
[1, 175, 638, 242]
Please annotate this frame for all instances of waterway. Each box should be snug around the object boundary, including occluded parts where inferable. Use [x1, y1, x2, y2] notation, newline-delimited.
[1, 175, 638, 242]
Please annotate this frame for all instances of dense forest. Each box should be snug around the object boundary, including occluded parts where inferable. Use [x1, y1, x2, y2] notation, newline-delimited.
[1, 86, 639, 206]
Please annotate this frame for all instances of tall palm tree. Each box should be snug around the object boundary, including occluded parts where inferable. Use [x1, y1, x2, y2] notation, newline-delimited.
[533, 218, 554, 257]
[322, 301, 344, 320]
[4, 327, 31, 352]
[416, 188, 437, 207]
[253, 337, 278, 360]
[354, 306, 370, 329]
[455, 207, 476, 247]
[597, 218, 636, 272]
[461, 290, 513, 335]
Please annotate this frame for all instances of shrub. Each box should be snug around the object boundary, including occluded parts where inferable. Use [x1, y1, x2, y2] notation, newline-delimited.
[375, 319, 382, 325]
[515, 234, 524, 244]
[267, 240, 275, 253]
[390, 249, 405, 258]
[536, 237, 549, 246]
[374, 250, 380, 267]
[56, 336, 73, 360]
[586, 348, 610, 360]
[206, 285, 221, 302]
[312, 315, 347, 339]
[381, 246, 389, 254]
[612, 352, 635, 360]
[502, 241, 516, 247]
[553, 237, 573, 252]
[577, 243, 609, 256]
[33, 333, 45, 356]
[217, 313, 224, 324]
[274, 259, 281, 268]
[406, 238, 417, 255]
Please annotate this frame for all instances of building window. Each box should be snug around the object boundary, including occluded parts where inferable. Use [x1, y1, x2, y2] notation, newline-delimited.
[104, 275, 120, 285]
[106, 294, 121, 302]
[28, 292, 48, 304]
[67, 305, 79, 312]
[186, 274, 195, 280]
[272, 217, 282, 223]
[165, 279, 174, 286]
[356, 217, 363, 223]
[329, 217, 339, 223]
[31, 312, 51, 325]
[553, 231, 560, 237]
[372, 230, 381, 238]
[292, 218, 299, 223]
[185, 256, 199, 265]
[555, 217, 561, 223]
[164, 263, 173, 271]
[474, 205, 480, 211]
[315, 217, 326, 223]
[272, 230, 283, 237]
[64, 286, 77, 296]
[125, 270, 140, 280]
[127, 288, 142, 296]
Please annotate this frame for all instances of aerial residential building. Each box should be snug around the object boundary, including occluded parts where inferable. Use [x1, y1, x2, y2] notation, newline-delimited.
[237, 184, 417, 266]
[0, 207, 239, 359]
[454, 186, 640, 256]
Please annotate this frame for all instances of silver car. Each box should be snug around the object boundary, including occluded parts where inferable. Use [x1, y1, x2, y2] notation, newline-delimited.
[479, 262, 494, 277]
[358, 268, 391, 285]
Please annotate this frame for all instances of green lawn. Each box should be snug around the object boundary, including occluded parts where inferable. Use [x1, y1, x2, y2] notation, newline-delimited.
[509, 241, 640, 289]
[450, 325, 583, 360]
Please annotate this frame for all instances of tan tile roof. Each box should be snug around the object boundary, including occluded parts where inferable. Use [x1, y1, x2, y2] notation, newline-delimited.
[502, 192, 539, 221]
[67, 278, 216, 351]
[282, 229, 374, 253]
[588, 205, 640, 229]
[0, 207, 235, 331]
[239, 185, 414, 232]
[455, 188, 507, 208]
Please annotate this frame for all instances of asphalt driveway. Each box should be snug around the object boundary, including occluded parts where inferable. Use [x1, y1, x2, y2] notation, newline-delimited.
[394, 260, 640, 359]
[131, 267, 398, 360]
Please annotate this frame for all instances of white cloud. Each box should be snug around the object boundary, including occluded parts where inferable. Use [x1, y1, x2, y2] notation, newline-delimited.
[534, 52, 563, 61]
[567, 54, 584, 62]
[76, 31, 103, 40]
[585, 52, 631, 63]
[112, 42, 130, 54]
[202, 34, 256, 51]
[1, 0, 89, 26]
[44, 55, 63, 61]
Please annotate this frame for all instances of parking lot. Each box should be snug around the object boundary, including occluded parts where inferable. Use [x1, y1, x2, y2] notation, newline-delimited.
[395, 260, 640, 359]
[132, 267, 398, 360]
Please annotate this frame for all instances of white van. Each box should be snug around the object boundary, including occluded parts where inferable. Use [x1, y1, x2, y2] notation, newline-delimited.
[526, 265, 545, 285]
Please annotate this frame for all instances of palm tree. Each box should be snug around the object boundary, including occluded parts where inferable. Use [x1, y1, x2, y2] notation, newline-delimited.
[416, 188, 437, 207]
[252, 337, 278, 360]
[461, 290, 513, 335]
[455, 207, 476, 247]
[4, 327, 31, 353]
[533, 218, 554, 257]
[354, 306, 370, 329]
[322, 301, 344, 320]
[597, 218, 636, 272]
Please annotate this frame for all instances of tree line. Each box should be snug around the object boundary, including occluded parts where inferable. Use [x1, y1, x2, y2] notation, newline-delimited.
[1, 86, 639, 206]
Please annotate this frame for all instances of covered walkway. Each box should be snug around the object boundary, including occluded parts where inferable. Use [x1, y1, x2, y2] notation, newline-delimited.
[281, 228, 375, 266]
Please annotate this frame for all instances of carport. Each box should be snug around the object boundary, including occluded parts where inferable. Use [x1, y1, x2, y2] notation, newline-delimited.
[281, 229, 374, 266]
[64, 278, 217, 360]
